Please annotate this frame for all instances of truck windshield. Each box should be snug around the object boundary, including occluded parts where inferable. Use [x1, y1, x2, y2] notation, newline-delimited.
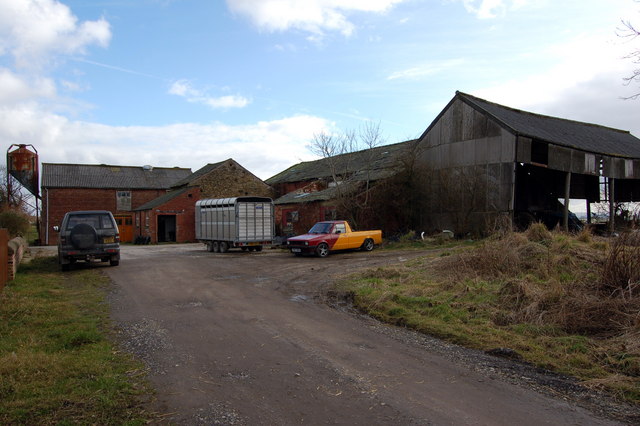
[308, 222, 333, 234]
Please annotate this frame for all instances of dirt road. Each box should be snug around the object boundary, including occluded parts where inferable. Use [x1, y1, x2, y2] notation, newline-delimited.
[104, 244, 625, 425]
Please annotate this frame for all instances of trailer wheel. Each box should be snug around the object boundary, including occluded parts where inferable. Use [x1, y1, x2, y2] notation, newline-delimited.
[241, 247, 248, 252]
[361, 238, 374, 252]
[219, 241, 229, 253]
[207, 242, 215, 252]
[212, 241, 220, 253]
[315, 243, 329, 258]
[255, 246, 263, 252]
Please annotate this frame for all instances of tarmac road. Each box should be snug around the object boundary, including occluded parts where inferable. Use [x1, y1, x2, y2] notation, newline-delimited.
[103, 243, 623, 425]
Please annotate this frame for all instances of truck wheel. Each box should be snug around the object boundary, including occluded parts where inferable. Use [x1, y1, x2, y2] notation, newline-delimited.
[212, 241, 220, 253]
[220, 241, 229, 253]
[362, 238, 374, 251]
[315, 243, 329, 258]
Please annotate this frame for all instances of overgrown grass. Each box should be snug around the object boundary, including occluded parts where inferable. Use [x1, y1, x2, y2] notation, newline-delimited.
[0, 256, 150, 425]
[339, 226, 640, 403]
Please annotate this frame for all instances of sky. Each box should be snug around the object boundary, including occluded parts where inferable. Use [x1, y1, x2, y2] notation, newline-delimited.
[1, 0, 640, 181]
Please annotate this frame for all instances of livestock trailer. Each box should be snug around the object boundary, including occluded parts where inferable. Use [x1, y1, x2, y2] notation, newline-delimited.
[195, 197, 274, 253]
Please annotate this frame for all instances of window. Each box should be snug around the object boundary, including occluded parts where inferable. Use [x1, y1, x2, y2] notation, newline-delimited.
[334, 223, 346, 234]
[66, 213, 114, 230]
[286, 211, 299, 223]
[116, 190, 132, 210]
[531, 141, 548, 165]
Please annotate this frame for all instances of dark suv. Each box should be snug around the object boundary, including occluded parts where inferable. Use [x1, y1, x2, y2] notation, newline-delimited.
[55, 210, 120, 271]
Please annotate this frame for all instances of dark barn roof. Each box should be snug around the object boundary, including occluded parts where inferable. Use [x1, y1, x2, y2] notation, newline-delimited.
[449, 91, 640, 159]
[134, 187, 190, 211]
[41, 163, 192, 189]
[170, 160, 227, 188]
[266, 140, 417, 185]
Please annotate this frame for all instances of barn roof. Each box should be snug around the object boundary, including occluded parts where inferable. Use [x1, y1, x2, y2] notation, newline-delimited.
[451, 91, 640, 159]
[134, 186, 191, 211]
[266, 139, 417, 185]
[169, 160, 227, 188]
[41, 163, 192, 189]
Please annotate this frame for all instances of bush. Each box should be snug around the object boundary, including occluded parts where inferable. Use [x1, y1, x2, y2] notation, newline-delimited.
[0, 210, 30, 238]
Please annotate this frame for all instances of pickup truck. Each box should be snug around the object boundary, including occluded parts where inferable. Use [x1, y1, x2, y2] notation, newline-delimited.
[286, 220, 382, 257]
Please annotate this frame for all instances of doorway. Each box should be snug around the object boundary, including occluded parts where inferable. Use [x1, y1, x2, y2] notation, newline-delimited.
[114, 215, 133, 243]
[157, 215, 176, 242]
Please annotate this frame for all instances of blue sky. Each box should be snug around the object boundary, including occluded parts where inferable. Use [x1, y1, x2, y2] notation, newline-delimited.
[1, 0, 639, 180]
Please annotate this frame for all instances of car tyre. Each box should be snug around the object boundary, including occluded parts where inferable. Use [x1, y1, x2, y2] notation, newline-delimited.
[61, 263, 70, 272]
[110, 259, 119, 266]
[316, 243, 329, 258]
[70, 223, 97, 249]
[362, 238, 374, 251]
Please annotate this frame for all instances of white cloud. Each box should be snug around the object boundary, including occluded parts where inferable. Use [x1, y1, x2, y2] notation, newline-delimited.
[474, 32, 640, 136]
[225, 0, 405, 37]
[0, 68, 56, 104]
[0, 0, 111, 68]
[387, 59, 465, 80]
[169, 79, 251, 109]
[459, 0, 530, 19]
[0, 104, 329, 179]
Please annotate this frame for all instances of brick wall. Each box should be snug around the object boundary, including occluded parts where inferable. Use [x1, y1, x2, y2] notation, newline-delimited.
[42, 187, 170, 245]
[136, 188, 200, 243]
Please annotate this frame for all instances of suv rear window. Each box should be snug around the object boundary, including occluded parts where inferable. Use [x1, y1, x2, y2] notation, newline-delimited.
[66, 214, 115, 230]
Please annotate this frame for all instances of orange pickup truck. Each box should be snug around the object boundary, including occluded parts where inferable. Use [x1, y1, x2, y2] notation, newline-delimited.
[286, 220, 383, 257]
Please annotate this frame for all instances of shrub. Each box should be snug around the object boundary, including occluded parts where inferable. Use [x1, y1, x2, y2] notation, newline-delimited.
[0, 210, 30, 238]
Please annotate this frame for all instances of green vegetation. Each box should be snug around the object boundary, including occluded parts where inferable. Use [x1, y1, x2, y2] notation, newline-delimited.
[340, 225, 640, 402]
[0, 209, 31, 238]
[0, 256, 150, 425]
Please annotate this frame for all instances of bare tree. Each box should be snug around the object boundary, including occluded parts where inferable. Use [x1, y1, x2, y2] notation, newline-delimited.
[308, 122, 386, 228]
[619, 2, 640, 99]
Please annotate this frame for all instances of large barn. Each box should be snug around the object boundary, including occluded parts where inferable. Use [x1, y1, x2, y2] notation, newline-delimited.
[415, 91, 640, 234]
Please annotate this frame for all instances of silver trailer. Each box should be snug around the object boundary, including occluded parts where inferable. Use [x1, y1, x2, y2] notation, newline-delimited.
[195, 197, 274, 253]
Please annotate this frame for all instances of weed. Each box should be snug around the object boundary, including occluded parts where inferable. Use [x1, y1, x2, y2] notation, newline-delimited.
[339, 229, 640, 403]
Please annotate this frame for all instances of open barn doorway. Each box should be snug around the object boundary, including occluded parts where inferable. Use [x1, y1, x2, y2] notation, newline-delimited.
[158, 215, 176, 242]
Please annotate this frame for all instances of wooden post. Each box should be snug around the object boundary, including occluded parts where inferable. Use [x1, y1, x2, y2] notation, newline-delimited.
[563, 171, 571, 232]
[586, 200, 591, 224]
[609, 178, 615, 234]
[0, 229, 8, 291]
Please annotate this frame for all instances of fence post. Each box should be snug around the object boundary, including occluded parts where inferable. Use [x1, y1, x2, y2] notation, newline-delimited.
[0, 229, 8, 291]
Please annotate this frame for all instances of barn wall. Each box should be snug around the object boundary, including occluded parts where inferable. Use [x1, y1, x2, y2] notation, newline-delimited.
[196, 160, 274, 199]
[42, 187, 169, 245]
[135, 188, 200, 244]
[416, 98, 516, 234]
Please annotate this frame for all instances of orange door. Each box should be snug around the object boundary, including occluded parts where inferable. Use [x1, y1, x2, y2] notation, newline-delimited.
[114, 215, 133, 243]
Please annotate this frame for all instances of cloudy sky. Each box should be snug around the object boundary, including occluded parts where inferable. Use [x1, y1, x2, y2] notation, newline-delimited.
[1, 0, 639, 180]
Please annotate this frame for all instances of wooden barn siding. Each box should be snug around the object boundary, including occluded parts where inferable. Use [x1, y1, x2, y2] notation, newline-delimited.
[417, 98, 516, 233]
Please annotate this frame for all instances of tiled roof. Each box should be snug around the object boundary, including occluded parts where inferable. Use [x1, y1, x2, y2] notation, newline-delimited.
[41, 163, 192, 189]
[134, 187, 190, 211]
[170, 160, 227, 188]
[448, 91, 640, 158]
[266, 140, 417, 185]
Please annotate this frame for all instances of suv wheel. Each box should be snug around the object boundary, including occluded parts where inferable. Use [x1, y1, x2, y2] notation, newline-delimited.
[70, 223, 98, 249]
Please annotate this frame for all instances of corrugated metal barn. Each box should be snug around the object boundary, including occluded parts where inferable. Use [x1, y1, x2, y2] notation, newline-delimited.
[416, 91, 640, 234]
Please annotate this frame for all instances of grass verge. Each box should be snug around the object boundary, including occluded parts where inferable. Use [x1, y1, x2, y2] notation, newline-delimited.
[0, 256, 150, 425]
[339, 226, 640, 403]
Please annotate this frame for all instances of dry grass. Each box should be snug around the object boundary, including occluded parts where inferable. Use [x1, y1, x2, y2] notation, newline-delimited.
[340, 226, 640, 402]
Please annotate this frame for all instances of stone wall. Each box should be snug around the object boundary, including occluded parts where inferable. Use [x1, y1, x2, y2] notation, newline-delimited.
[197, 160, 274, 199]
